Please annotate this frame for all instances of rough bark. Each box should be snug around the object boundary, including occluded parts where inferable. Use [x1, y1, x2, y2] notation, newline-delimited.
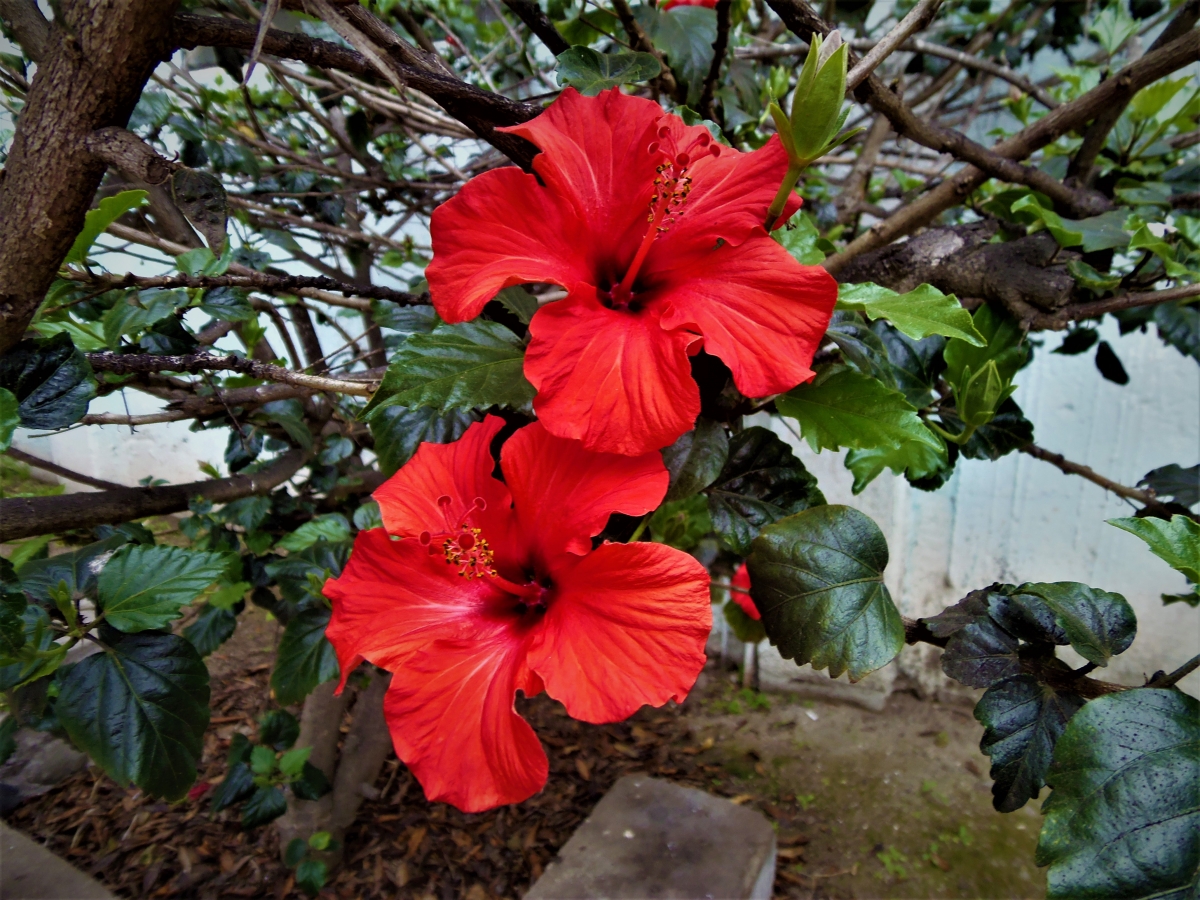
[0, 0, 183, 354]
[0, 448, 308, 541]
[0, 0, 49, 61]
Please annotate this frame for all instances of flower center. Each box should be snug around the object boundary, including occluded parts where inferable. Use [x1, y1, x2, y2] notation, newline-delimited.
[600, 125, 719, 311]
[420, 495, 542, 602]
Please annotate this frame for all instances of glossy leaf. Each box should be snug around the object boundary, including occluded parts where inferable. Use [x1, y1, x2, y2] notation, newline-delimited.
[975, 675, 1085, 812]
[1037, 689, 1199, 900]
[555, 46, 661, 95]
[210, 736, 255, 812]
[662, 418, 728, 502]
[259, 709, 300, 751]
[1108, 515, 1200, 583]
[0, 333, 96, 430]
[366, 404, 478, 477]
[648, 495, 712, 551]
[1013, 582, 1136, 667]
[494, 286, 539, 325]
[940, 615, 1021, 688]
[638, 5, 716, 104]
[942, 304, 1027, 394]
[706, 426, 824, 555]
[183, 603, 238, 657]
[723, 599, 766, 644]
[777, 366, 941, 455]
[364, 321, 534, 416]
[844, 432, 948, 494]
[1138, 465, 1199, 509]
[939, 399, 1034, 461]
[97, 545, 227, 633]
[292, 761, 332, 801]
[271, 607, 339, 706]
[56, 627, 209, 800]
[17, 535, 129, 602]
[276, 514, 351, 554]
[242, 785, 288, 828]
[922, 587, 992, 639]
[837, 283, 985, 345]
[747, 505, 904, 681]
[295, 858, 329, 897]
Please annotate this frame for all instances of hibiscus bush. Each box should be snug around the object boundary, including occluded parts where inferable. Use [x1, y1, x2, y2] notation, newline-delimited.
[1, 0, 1198, 897]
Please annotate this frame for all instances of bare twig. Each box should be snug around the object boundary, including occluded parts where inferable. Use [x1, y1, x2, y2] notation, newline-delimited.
[86, 353, 379, 397]
[699, 0, 733, 120]
[4, 447, 128, 491]
[1019, 443, 1153, 505]
[845, 0, 942, 92]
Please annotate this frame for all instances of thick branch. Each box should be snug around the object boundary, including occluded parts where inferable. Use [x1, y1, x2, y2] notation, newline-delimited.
[698, 0, 733, 120]
[0, 448, 308, 541]
[0, 0, 183, 354]
[502, 0, 570, 55]
[0, 0, 49, 61]
[4, 447, 127, 491]
[330, 670, 393, 832]
[85, 353, 378, 397]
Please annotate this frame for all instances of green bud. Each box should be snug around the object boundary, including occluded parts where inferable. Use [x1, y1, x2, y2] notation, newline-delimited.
[782, 31, 858, 168]
[956, 360, 1013, 428]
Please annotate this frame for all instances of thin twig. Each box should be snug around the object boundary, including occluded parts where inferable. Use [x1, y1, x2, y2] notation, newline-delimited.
[846, 0, 942, 92]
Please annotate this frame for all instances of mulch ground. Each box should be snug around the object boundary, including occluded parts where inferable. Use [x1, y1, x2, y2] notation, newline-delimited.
[8, 619, 819, 900]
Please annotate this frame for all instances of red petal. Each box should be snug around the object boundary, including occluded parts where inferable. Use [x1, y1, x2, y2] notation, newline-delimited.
[427, 166, 593, 323]
[525, 289, 702, 456]
[372, 415, 512, 543]
[731, 562, 760, 620]
[651, 234, 837, 397]
[323, 528, 511, 691]
[500, 421, 668, 560]
[382, 629, 548, 812]
[529, 542, 711, 723]
[499, 88, 664, 263]
[654, 133, 799, 254]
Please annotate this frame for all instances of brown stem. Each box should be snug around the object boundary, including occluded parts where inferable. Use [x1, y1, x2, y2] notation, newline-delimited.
[85, 352, 378, 396]
[698, 0, 733, 121]
[1019, 443, 1153, 505]
[1147, 653, 1200, 689]
[611, 0, 681, 100]
[330, 670, 393, 832]
[0, 0, 49, 62]
[0, 448, 309, 541]
[502, 0, 570, 55]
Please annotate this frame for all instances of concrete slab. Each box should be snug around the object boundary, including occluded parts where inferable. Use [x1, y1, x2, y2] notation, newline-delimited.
[525, 775, 776, 900]
[0, 822, 115, 899]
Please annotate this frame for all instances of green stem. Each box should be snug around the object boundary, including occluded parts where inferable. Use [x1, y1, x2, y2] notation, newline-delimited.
[628, 515, 650, 542]
[926, 419, 977, 446]
[764, 163, 803, 231]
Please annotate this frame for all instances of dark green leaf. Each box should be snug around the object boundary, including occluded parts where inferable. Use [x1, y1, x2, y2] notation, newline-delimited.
[258, 399, 313, 451]
[988, 591, 1068, 646]
[706, 426, 824, 555]
[259, 709, 300, 751]
[825, 312, 901, 388]
[370, 302, 437, 335]
[199, 286, 254, 322]
[940, 615, 1020, 688]
[975, 675, 1085, 812]
[364, 321, 534, 416]
[555, 46, 661, 95]
[211, 761, 255, 812]
[271, 608, 339, 706]
[1152, 302, 1199, 362]
[1109, 515, 1200, 583]
[101, 289, 182, 349]
[264, 542, 348, 607]
[1095, 340, 1129, 384]
[17, 535, 129, 602]
[940, 399, 1034, 461]
[921, 587, 994, 639]
[97, 545, 228, 633]
[1162, 589, 1200, 607]
[0, 333, 96, 430]
[1015, 582, 1136, 666]
[183, 603, 238, 657]
[1037, 689, 1199, 900]
[0, 606, 59, 690]
[844, 432, 948, 494]
[318, 435, 354, 466]
[292, 760, 332, 801]
[295, 858, 328, 897]
[242, 785, 288, 828]
[1053, 327, 1100, 355]
[276, 514, 351, 553]
[56, 627, 209, 800]
[723, 599, 766, 644]
[746, 505, 904, 681]
[367, 405, 477, 477]
[1138, 464, 1199, 509]
[0, 716, 18, 765]
[285, 838, 308, 868]
[638, 5, 717, 105]
[494, 286, 539, 325]
[648, 495, 712, 551]
[663, 419, 728, 502]
[942, 304, 1028, 393]
[218, 496, 272, 532]
[871, 321, 945, 408]
[777, 366, 940, 455]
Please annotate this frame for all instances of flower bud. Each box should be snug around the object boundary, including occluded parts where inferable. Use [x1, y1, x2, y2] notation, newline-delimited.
[956, 360, 1014, 428]
[767, 30, 861, 171]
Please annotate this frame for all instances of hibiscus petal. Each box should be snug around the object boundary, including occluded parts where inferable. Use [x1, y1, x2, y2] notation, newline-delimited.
[498, 87, 664, 262]
[373, 415, 512, 544]
[323, 528, 508, 690]
[653, 131, 800, 254]
[525, 288, 702, 456]
[382, 630, 548, 812]
[426, 166, 592, 323]
[529, 541, 711, 723]
[731, 562, 760, 620]
[651, 234, 837, 397]
[500, 421, 668, 561]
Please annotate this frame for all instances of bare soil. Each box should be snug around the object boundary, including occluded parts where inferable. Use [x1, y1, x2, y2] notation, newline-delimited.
[7, 606, 1045, 899]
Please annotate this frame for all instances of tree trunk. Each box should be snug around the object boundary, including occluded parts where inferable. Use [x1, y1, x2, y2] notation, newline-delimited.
[0, 0, 182, 353]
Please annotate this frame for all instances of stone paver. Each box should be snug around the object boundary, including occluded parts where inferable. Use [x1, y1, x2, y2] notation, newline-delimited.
[0, 822, 115, 899]
[526, 775, 776, 900]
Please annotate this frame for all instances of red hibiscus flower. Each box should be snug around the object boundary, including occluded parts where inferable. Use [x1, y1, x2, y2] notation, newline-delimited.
[730, 562, 760, 620]
[427, 88, 837, 457]
[323, 416, 712, 812]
